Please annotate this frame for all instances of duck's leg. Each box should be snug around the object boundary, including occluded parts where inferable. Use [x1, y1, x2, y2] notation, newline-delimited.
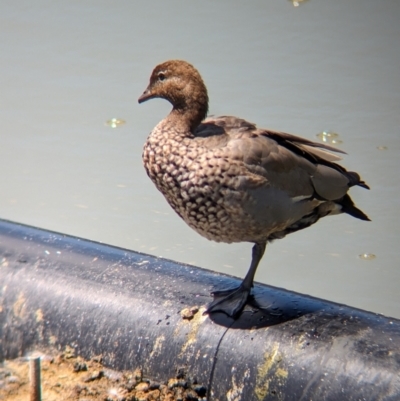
[206, 242, 267, 318]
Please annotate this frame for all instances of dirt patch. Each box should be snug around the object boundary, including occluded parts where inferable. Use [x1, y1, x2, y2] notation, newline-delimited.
[0, 348, 207, 400]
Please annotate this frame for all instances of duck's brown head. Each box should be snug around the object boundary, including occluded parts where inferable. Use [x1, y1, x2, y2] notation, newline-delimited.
[138, 60, 209, 130]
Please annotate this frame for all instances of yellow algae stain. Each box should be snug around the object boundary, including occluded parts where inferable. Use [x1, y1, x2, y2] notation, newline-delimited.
[149, 335, 165, 359]
[295, 333, 311, 351]
[13, 292, 27, 318]
[276, 367, 288, 379]
[227, 368, 250, 401]
[35, 308, 44, 322]
[255, 343, 288, 400]
[162, 300, 172, 308]
[48, 335, 58, 346]
[178, 306, 207, 355]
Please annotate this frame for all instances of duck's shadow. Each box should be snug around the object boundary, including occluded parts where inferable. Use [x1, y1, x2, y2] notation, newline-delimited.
[207, 284, 332, 330]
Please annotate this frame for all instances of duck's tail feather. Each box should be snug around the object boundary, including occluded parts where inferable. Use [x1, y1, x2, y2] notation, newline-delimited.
[346, 170, 370, 190]
[338, 194, 370, 221]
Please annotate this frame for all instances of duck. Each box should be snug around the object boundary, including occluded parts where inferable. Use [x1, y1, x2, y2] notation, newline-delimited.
[138, 60, 370, 318]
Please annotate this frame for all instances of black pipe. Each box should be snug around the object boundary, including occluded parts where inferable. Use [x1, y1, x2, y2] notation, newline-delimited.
[0, 218, 399, 401]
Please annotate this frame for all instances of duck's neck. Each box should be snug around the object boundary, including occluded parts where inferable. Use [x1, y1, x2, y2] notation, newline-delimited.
[168, 106, 206, 134]
[167, 87, 209, 134]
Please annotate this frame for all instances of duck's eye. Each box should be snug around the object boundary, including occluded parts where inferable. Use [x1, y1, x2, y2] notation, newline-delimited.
[158, 72, 166, 81]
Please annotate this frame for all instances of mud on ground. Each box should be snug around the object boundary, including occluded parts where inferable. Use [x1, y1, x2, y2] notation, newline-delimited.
[0, 347, 207, 401]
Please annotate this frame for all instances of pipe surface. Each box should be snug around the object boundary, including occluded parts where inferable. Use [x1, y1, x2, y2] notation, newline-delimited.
[0, 219, 399, 401]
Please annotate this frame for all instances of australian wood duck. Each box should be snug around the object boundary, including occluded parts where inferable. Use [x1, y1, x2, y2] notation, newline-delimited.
[138, 60, 370, 318]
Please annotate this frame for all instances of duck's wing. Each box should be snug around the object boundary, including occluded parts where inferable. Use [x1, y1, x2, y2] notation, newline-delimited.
[196, 116, 369, 202]
[262, 129, 345, 162]
[259, 128, 369, 187]
[197, 115, 345, 161]
[194, 115, 256, 144]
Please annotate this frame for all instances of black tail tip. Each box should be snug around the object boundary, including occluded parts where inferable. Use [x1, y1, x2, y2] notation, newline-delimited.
[345, 206, 371, 221]
[358, 181, 370, 190]
[340, 194, 370, 221]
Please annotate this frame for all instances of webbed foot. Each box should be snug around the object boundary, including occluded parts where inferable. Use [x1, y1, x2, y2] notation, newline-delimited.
[205, 285, 251, 318]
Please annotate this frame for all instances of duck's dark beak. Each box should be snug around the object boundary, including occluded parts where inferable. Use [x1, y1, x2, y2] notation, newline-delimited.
[138, 87, 154, 104]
